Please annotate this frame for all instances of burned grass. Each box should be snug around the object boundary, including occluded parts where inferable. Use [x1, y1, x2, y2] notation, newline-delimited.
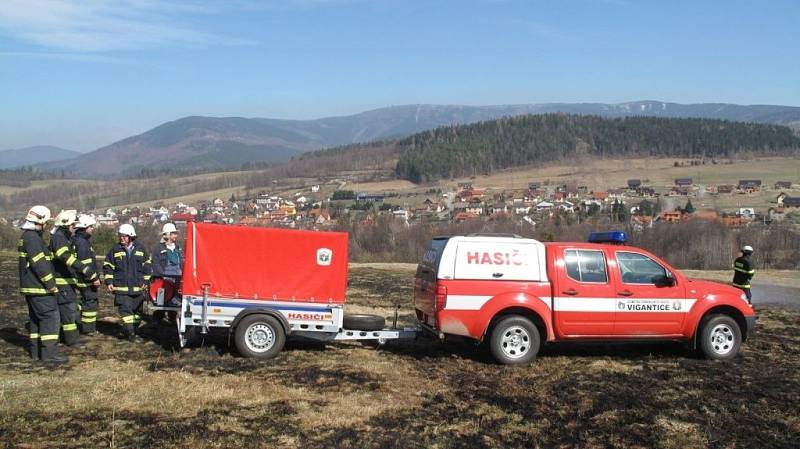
[0, 257, 799, 448]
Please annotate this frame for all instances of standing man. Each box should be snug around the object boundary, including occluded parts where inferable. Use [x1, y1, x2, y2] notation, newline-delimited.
[18, 205, 67, 363]
[74, 215, 101, 335]
[733, 245, 755, 304]
[104, 224, 152, 342]
[49, 210, 96, 347]
[151, 222, 184, 324]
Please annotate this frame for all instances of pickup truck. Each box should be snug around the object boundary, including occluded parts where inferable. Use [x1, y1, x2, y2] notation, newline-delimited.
[414, 232, 757, 364]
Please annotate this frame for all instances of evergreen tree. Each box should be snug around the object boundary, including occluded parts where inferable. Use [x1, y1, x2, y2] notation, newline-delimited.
[684, 199, 696, 214]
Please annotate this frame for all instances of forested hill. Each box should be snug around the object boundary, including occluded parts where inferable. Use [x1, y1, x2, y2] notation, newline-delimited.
[394, 115, 800, 183]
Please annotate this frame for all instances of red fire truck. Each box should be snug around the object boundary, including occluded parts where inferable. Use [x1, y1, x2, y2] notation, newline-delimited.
[172, 223, 414, 358]
[414, 232, 757, 364]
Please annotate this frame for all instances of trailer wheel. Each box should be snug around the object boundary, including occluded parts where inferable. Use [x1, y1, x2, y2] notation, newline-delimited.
[489, 316, 540, 365]
[699, 314, 742, 360]
[235, 315, 286, 359]
[343, 314, 385, 331]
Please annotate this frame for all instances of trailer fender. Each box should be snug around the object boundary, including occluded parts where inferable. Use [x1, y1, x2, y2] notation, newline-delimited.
[231, 308, 292, 335]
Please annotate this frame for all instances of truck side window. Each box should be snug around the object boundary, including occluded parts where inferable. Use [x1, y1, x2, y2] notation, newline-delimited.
[616, 252, 667, 284]
[564, 250, 608, 283]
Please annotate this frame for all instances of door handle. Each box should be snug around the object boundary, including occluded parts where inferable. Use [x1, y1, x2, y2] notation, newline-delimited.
[618, 290, 634, 297]
[562, 289, 578, 296]
[492, 272, 504, 278]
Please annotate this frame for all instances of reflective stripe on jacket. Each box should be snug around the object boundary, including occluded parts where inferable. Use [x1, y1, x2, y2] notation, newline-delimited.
[18, 229, 57, 296]
[104, 241, 152, 294]
[732, 255, 755, 288]
[73, 231, 98, 288]
[49, 227, 97, 286]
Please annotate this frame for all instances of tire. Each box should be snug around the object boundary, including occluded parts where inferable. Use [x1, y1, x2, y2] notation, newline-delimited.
[343, 314, 385, 331]
[699, 314, 742, 361]
[489, 316, 541, 365]
[234, 315, 286, 359]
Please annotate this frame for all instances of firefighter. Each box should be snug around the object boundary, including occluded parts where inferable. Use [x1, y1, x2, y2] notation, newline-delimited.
[74, 215, 101, 335]
[18, 205, 67, 363]
[104, 224, 152, 342]
[49, 209, 96, 347]
[150, 222, 183, 324]
[732, 245, 755, 303]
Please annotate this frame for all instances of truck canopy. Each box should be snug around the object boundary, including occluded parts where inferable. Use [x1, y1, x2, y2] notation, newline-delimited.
[182, 222, 348, 304]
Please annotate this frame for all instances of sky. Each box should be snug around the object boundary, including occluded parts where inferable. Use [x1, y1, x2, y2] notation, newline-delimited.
[0, 0, 798, 152]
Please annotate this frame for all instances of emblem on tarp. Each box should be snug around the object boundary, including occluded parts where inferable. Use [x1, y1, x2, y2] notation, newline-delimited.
[317, 248, 332, 266]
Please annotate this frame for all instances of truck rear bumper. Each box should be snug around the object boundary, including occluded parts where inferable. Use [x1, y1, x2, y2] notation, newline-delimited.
[744, 315, 758, 340]
[418, 321, 444, 339]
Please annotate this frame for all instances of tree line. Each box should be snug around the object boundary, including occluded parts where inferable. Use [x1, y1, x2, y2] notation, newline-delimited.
[394, 114, 800, 183]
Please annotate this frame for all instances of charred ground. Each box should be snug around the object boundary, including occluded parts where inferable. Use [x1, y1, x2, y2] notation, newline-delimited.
[0, 255, 798, 449]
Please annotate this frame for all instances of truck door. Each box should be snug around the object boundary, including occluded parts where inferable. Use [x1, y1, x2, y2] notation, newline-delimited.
[553, 248, 616, 337]
[612, 251, 688, 336]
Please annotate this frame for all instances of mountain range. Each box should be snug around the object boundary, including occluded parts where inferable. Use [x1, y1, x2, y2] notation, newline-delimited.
[0, 146, 81, 170]
[29, 101, 800, 177]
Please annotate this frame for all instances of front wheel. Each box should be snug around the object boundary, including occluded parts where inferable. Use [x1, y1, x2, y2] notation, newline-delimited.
[234, 315, 286, 359]
[699, 314, 742, 360]
[489, 316, 541, 365]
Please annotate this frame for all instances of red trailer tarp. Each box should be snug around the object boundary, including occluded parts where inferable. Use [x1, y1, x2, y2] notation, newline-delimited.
[182, 223, 348, 304]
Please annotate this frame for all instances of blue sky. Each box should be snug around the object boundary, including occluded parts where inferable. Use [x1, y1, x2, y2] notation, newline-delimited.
[1, 0, 798, 152]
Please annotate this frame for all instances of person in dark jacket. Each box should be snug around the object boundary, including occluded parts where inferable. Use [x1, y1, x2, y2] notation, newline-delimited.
[104, 224, 152, 342]
[732, 245, 755, 303]
[18, 205, 67, 363]
[49, 209, 96, 346]
[150, 222, 183, 323]
[74, 215, 101, 335]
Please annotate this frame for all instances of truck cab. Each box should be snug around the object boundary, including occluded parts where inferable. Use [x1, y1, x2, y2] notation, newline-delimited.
[414, 232, 756, 364]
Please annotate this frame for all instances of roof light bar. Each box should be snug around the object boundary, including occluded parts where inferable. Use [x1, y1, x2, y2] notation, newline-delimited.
[588, 231, 627, 244]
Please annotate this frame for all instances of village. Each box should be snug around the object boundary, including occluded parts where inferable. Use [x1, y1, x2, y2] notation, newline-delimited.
[10, 176, 798, 232]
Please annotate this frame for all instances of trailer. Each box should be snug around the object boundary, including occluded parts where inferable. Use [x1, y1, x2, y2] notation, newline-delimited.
[174, 222, 416, 358]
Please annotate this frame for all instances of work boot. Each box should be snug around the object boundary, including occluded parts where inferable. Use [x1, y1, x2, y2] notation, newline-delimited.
[40, 345, 68, 364]
[28, 340, 40, 361]
[43, 354, 69, 365]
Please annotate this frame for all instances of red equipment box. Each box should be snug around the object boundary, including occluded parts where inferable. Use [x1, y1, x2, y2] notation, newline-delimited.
[182, 223, 348, 304]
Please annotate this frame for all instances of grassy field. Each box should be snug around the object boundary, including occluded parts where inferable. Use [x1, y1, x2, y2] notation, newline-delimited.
[1, 257, 798, 448]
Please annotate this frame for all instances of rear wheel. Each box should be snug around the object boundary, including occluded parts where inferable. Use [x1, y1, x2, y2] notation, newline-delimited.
[489, 316, 541, 365]
[699, 314, 742, 360]
[234, 315, 286, 359]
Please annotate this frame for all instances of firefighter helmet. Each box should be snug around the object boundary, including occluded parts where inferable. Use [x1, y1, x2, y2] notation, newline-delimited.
[741, 245, 753, 254]
[54, 209, 78, 227]
[161, 222, 178, 235]
[118, 223, 137, 238]
[75, 215, 97, 229]
[25, 205, 52, 224]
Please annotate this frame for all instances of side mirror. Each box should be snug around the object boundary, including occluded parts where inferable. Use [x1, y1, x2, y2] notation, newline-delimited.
[653, 274, 676, 287]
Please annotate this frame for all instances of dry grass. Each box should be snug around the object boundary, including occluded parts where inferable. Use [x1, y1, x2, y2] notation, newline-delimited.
[0, 256, 799, 448]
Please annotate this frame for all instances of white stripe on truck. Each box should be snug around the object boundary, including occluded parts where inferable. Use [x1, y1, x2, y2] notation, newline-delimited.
[442, 295, 695, 313]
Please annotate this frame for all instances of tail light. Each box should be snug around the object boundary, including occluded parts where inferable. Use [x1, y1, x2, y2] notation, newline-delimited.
[435, 284, 448, 311]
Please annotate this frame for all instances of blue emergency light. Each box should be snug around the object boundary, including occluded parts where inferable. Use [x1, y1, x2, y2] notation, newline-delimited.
[588, 231, 627, 244]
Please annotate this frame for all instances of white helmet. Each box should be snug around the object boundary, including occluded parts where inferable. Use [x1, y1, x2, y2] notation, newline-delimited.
[25, 205, 52, 225]
[161, 223, 178, 235]
[118, 223, 137, 238]
[75, 215, 97, 229]
[54, 209, 78, 227]
[741, 245, 754, 253]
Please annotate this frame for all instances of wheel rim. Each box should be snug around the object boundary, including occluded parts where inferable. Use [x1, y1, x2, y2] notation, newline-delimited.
[245, 323, 275, 353]
[500, 325, 531, 359]
[708, 323, 735, 355]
